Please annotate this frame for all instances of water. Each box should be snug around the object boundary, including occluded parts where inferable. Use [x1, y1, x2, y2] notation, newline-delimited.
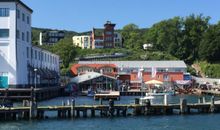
[1, 95, 220, 130]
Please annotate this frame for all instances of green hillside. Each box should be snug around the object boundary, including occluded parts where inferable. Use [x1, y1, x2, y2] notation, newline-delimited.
[32, 14, 220, 77]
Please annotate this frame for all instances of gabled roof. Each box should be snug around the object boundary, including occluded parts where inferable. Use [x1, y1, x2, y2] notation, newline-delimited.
[70, 72, 116, 84]
[1, 0, 33, 13]
[78, 61, 187, 68]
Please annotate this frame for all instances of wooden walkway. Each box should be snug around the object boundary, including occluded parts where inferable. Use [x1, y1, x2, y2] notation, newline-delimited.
[0, 97, 220, 120]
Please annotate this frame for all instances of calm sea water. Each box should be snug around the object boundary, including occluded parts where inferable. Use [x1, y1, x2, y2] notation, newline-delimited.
[1, 95, 220, 130]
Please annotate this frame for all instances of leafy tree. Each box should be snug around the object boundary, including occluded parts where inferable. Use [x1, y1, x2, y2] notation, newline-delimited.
[199, 22, 220, 62]
[52, 38, 77, 68]
[121, 24, 144, 50]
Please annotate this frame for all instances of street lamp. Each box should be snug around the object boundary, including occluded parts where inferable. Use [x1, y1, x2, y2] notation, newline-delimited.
[34, 68, 38, 89]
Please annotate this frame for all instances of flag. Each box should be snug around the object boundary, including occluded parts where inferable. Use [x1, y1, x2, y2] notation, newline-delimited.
[151, 67, 157, 78]
[138, 68, 144, 80]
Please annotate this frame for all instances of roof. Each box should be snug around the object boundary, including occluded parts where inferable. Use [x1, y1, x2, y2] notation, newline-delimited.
[78, 61, 187, 68]
[70, 72, 116, 84]
[71, 64, 117, 75]
[1, 0, 33, 13]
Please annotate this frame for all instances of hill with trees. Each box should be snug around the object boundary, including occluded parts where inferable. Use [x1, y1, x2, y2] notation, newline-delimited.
[32, 14, 220, 78]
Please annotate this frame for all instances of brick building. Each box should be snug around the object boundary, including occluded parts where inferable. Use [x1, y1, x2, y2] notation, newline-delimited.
[91, 21, 122, 49]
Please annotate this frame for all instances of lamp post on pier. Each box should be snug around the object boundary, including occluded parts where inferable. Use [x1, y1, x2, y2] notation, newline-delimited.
[34, 68, 38, 101]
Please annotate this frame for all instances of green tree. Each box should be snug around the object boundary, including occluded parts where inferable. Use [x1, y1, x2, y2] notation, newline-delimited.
[52, 38, 77, 68]
[121, 24, 144, 50]
[199, 22, 220, 62]
[182, 14, 210, 62]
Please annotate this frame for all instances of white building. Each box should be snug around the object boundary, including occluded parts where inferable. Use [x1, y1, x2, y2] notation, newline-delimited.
[72, 35, 91, 49]
[0, 0, 60, 88]
[39, 31, 65, 46]
[114, 32, 123, 48]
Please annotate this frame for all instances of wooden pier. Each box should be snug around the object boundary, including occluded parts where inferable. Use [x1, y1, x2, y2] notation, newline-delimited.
[0, 87, 64, 101]
[0, 96, 220, 121]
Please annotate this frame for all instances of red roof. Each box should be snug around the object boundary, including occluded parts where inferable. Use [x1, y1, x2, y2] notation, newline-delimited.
[71, 64, 117, 75]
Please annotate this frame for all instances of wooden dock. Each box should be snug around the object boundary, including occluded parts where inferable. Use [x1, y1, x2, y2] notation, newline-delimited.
[0, 97, 220, 120]
[0, 87, 64, 101]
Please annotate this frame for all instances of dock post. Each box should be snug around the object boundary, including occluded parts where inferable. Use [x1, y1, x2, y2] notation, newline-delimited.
[76, 110, 80, 117]
[58, 110, 61, 118]
[99, 98, 103, 116]
[83, 110, 87, 118]
[12, 112, 17, 120]
[99, 98, 103, 105]
[109, 99, 114, 116]
[71, 98, 75, 118]
[198, 97, 202, 103]
[210, 96, 216, 113]
[68, 110, 71, 118]
[203, 97, 206, 103]
[117, 109, 120, 116]
[164, 94, 168, 105]
[91, 109, 95, 117]
[123, 109, 127, 116]
[180, 98, 188, 114]
[29, 100, 37, 119]
[134, 98, 141, 115]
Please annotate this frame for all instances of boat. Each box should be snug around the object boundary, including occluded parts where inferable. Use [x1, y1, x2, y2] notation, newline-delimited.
[139, 95, 154, 105]
[146, 89, 175, 96]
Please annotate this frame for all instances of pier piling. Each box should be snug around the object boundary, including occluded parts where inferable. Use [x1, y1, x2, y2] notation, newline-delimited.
[180, 98, 188, 114]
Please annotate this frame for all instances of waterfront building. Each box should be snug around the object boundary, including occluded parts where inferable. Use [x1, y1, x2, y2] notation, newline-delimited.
[72, 35, 91, 49]
[0, 0, 60, 88]
[71, 61, 187, 90]
[39, 30, 65, 46]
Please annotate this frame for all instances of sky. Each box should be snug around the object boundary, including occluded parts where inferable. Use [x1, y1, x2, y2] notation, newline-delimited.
[22, 0, 220, 32]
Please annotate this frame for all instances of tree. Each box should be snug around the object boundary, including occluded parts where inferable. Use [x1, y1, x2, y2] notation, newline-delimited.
[199, 22, 220, 62]
[121, 24, 144, 50]
[182, 14, 210, 62]
[52, 38, 77, 68]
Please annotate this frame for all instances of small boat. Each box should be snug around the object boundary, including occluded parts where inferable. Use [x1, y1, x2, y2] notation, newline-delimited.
[139, 95, 155, 105]
[146, 89, 175, 96]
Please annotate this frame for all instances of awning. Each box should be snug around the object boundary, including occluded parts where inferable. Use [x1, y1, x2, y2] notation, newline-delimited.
[175, 80, 191, 85]
[70, 72, 116, 84]
[145, 80, 163, 85]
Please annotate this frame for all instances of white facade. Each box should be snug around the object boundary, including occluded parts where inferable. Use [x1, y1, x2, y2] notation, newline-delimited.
[72, 35, 91, 49]
[114, 32, 122, 47]
[0, 1, 60, 88]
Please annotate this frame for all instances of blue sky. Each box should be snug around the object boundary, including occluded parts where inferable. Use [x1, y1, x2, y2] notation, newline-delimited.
[22, 0, 220, 32]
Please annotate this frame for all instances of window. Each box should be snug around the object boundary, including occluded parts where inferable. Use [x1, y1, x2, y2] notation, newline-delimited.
[38, 52, 41, 60]
[22, 13, 25, 22]
[0, 8, 9, 17]
[26, 31, 29, 42]
[26, 47, 29, 58]
[41, 52, 43, 61]
[35, 50, 37, 59]
[27, 16, 30, 24]
[31, 49, 33, 58]
[16, 30, 20, 39]
[105, 31, 112, 35]
[0, 29, 9, 38]
[22, 32, 25, 41]
[17, 9, 20, 19]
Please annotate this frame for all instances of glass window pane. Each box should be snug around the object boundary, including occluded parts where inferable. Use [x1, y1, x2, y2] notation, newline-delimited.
[0, 29, 9, 38]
